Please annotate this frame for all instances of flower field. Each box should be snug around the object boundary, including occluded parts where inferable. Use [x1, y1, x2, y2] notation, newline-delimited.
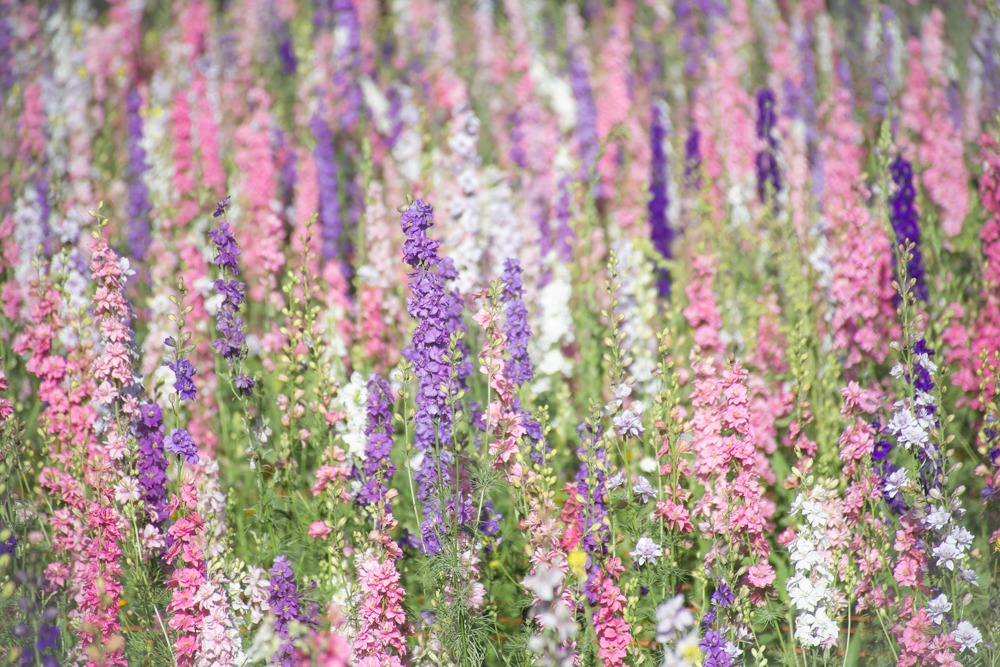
[2, 1, 1000, 665]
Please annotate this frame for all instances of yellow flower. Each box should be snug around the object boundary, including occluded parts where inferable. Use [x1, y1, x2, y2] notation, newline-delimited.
[118, 598, 127, 608]
[681, 645, 701, 663]
[994, 537, 1000, 553]
[568, 549, 587, 577]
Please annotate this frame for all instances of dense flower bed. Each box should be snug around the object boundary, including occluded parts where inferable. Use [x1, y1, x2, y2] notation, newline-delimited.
[1, 1, 999, 666]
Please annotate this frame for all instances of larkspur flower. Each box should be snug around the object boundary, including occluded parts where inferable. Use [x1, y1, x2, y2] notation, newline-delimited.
[164, 429, 199, 464]
[953, 620, 982, 653]
[630, 537, 662, 567]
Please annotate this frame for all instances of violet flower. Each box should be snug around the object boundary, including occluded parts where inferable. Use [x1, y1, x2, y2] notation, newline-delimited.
[501, 259, 534, 387]
[755, 88, 781, 205]
[136, 403, 170, 526]
[210, 214, 254, 395]
[269, 555, 304, 663]
[400, 198, 472, 554]
[126, 88, 152, 261]
[889, 155, 928, 302]
[649, 99, 673, 297]
[356, 373, 396, 514]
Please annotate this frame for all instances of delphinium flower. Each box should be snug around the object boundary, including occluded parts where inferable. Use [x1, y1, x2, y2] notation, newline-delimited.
[888, 155, 928, 303]
[135, 403, 170, 529]
[682, 255, 725, 357]
[656, 594, 700, 667]
[649, 98, 674, 297]
[441, 106, 486, 294]
[594, 0, 633, 195]
[233, 88, 285, 304]
[500, 259, 534, 387]
[630, 536, 662, 567]
[754, 88, 781, 205]
[355, 373, 396, 518]
[351, 537, 409, 667]
[523, 567, 577, 667]
[269, 555, 309, 664]
[684, 126, 703, 192]
[80, 218, 143, 665]
[689, 357, 770, 657]
[532, 262, 575, 391]
[573, 420, 610, 605]
[311, 112, 342, 264]
[399, 198, 471, 554]
[611, 242, 661, 390]
[879, 338, 982, 664]
[565, 3, 599, 183]
[125, 87, 153, 261]
[209, 202, 255, 396]
[166, 483, 207, 667]
[829, 188, 898, 366]
[0, 364, 12, 422]
[196, 571, 245, 667]
[473, 287, 525, 481]
[787, 485, 841, 648]
[901, 9, 969, 237]
[592, 558, 632, 666]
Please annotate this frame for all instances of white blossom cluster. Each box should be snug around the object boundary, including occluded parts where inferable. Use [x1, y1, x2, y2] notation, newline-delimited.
[337, 371, 369, 464]
[787, 486, 840, 648]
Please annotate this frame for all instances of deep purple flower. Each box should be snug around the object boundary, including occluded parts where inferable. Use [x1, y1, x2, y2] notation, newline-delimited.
[649, 99, 673, 296]
[0, 532, 16, 556]
[501, 259, 534, 386]
[210, 220, 253, 391]
[700, 629, 734, 667]
[269, 555, 304, 663]
[889, 155, 928, 302]
[213, 195, 232, 218]
[36, 623, 59, 652]
[164, 428, 199, 464]
[684, 126, 702, 191]
[755, 88, 781, 205]
[208, 221, 242, 274]
[166, 355, 197, 401]
[136, 403, 170, 525]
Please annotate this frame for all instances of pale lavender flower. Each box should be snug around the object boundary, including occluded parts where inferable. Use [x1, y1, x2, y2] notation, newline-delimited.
[954, 621, 982, 653]
[630, 537, 662, 567]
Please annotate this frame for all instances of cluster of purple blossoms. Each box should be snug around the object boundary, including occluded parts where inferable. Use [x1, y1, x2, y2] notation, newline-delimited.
[400, 198, 472, 554]
[164, 346, 197, 402]
[136, 403, 170, 526]
[209, 210, 255, 396]
[356, 373, 396, 514]
[568, 39, 599, 183]
[311, 113, 341, 263]
[500, 258, 534, 387]
[700, 582, 739, 667]
[684, 126, 702, 191]
[889, 155, 928, 302]
[125, 87, 152, 261]
[164, 428, 199, 465]
[755, 88, 781, 205]
[649, 99, 673, 297]
[269, 555, 304, 663]
[13, 605, 59, 667]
